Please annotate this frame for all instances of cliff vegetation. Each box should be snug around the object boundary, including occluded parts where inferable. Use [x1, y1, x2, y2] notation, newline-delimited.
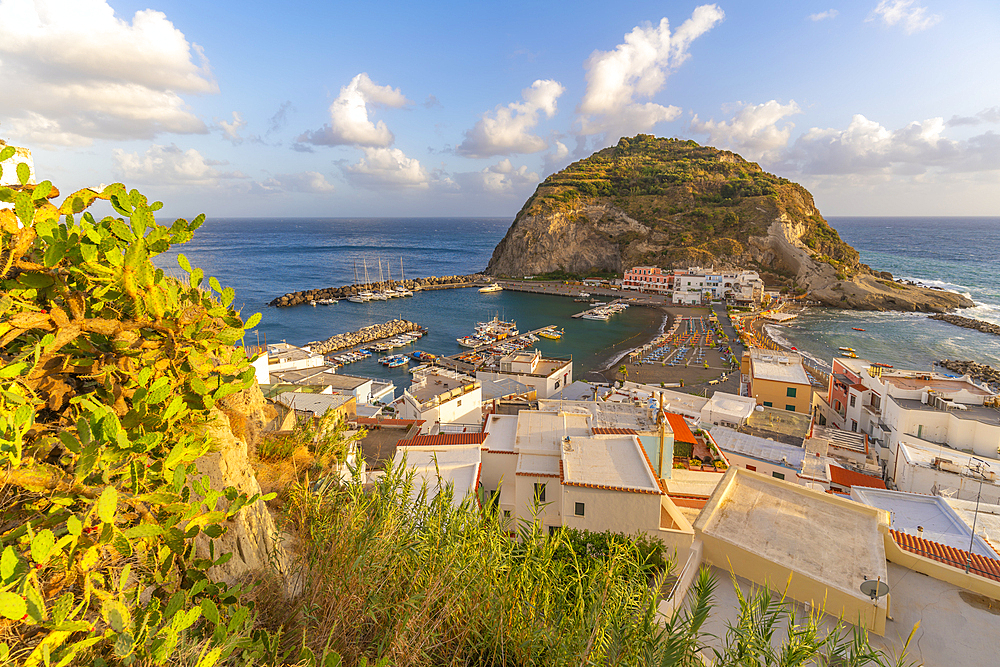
[488, 135, 971, 311]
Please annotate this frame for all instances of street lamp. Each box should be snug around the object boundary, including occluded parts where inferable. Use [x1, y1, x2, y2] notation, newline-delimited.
[965, 457, 990, 574]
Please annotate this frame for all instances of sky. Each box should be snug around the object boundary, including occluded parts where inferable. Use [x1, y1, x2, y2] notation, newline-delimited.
[1, 0, 999, 218]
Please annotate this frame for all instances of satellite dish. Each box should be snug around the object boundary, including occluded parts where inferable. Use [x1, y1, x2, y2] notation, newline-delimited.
[860, 579, 888, 602]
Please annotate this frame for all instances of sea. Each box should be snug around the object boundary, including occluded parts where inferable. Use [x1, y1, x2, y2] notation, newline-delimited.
[154, 216, 1000, 390]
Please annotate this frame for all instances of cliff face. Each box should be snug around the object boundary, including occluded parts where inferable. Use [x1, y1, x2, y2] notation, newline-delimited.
[487, 135, 971, 312]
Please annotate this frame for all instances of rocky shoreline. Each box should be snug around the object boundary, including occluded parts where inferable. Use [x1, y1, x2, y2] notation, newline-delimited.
[269, 274, 483, 308]
[935, 359, 1000, 391]
[306, 319, 425, 355]
[930, 313, 1000, 337]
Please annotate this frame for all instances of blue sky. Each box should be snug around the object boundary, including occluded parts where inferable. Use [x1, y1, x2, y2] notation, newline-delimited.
[2, 0, 998, 218]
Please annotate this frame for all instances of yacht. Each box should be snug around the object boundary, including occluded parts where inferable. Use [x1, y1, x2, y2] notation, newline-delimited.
[394, 258, 413, 296]
[479, 282, 502, 293]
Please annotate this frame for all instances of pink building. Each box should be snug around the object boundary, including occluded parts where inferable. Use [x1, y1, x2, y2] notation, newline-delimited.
[622, 266, 676, 293]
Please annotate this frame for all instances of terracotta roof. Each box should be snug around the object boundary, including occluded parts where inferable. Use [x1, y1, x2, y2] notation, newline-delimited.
[849, 383, 868, 392]
[592, 427, 638, 435]
[890, 529, 1000, 582]
[396, 433, 488, 447]
[665, 413, 697, 445]
[829, 465, 886, 490]
[356, 417, 426, 427]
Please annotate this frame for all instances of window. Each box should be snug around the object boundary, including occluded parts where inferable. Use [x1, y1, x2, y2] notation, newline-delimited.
[772, 471, 785, 480]
[834, 400, 841, 412]
[574, 502, 585, 517]
[534, 482, 546, 503]
[548, 526, 558, 536]
[785, 405, 795, 412]
[503, 510, 511, 519]
[746, 465, 757, 472]
[554, 380, 560, 389]
[851, 420, 858, 432]
[849, 395, 856, 408]
[763, 401, 773, 408]
[871, 394, 881, 410]
[786, 387, 797, 398]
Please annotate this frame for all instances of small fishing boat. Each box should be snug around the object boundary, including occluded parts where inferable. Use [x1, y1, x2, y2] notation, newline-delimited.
[479, 283, 502, 293]
[316, 298, 338, 305]
[538, 327, 564, 340]
[852, 327, 866, 332]
[839, 347, 856, 353]
[872, 362, 893, 368]
[841, 351, 859, 358]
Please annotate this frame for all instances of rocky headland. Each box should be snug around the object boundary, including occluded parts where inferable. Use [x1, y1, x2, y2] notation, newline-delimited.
[936, 359, 1000, 391]
[268, 274, 483, 308]
[486, 135, 972, 313]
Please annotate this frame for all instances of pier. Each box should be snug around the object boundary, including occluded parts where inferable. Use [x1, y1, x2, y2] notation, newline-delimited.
[269, 273, 485, 307]
[437, 325, 563, 374]
[306, 318, 425, 355]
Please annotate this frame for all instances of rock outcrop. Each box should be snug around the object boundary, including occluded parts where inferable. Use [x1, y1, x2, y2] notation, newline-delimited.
[930, 313, 1000, 336]
[486, 135, 972, 312]
[193, 382, 291, 586]
[936, 359, 1000, 391]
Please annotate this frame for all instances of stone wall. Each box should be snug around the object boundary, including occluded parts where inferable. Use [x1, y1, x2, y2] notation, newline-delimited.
[268, 274, 483, 307]
[307, 318, 423, 354]
[931, 313, 1000, 337]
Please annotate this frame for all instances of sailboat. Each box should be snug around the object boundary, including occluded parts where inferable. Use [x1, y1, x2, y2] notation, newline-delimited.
[360, 259, 379, 300]
[379, 259, 397, 299]
[393, 257, 413, 297]
[347, 260, 369, 302]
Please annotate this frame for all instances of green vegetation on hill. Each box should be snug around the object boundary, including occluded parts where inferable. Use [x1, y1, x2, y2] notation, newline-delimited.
[506, 135, 859, 275]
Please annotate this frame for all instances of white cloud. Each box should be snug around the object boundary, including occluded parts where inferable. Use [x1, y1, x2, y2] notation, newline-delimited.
[217, 111, 247, 143]
[577, 5, 725, 137]
[342, 147, 430, 189]
[784, 114, 1000, 175]
[869, 0, 941, 34]
[0, 0, 216, 145]
[112, 144, 245, 185]
[260, 172, 336, 193]
[808, 9, 839, 21]
[690, 100, 801, 161]
[947, 107, 1000, 127]
[297, 73, 411, 147]
[457, 79, 565, 158]
[454, 159, 539, 195]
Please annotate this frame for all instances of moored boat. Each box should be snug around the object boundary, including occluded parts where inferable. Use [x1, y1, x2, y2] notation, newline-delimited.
[479, 282, 502, 293]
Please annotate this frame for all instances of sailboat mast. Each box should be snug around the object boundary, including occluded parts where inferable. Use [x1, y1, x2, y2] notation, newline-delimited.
[400, 256, 405, 283]
[378, 258, 384, 289]
[363, 259, 370, 288]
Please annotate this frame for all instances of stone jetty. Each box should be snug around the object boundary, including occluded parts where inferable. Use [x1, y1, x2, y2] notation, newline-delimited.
[306, 319, 423, 355]
[935, 359, 1000, 390]
[930, 313, 1000, 337]
[269, 274, 484, 308]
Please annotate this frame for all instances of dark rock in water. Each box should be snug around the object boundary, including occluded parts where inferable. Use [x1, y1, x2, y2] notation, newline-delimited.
[930, 313, 1000, 337]
[936, 359, 1000, 390]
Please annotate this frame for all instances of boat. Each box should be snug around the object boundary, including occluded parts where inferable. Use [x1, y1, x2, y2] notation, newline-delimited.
[394, 258, 413, 297]
[839, 347, 856, 353]
[538, 327, 564, 340]
[841, 351, 859, 358]
[852, 327, 866, 332]
[577, 292, 591, 298]
[347, 294, 367, 303]
[582, 311, 610, 321]
[316, 298, 338, 305]
[872, 362, 893, 368]
[479, 283, 502, 293]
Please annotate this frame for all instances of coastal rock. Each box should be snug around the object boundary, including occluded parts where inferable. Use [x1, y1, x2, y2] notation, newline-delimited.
[936, 359, 1000, 391]
[485, 134, 972, 313]
[930, 313, 1000, 336]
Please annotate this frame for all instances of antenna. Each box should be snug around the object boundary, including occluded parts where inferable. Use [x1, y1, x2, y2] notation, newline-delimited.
[860, 576, 888, 629]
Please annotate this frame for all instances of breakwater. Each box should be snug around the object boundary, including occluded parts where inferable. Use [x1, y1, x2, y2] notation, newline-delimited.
[307, 319, 424, 354]
[269, 274, 483, 307]
[935, 359, 1000, 391]
[929, 313, 1000, 337]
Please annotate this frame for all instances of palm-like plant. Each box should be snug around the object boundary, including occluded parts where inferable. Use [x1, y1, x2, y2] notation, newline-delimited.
[619, 363, 629, 384]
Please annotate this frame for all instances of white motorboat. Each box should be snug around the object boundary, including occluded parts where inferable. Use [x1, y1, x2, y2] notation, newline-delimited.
[479, 283, 502, 293]
[347, 294, 367, 303]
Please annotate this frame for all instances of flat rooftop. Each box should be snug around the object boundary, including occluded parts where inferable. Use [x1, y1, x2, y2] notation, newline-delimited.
[270, 365, 340, 385]
[393, 444, 481, 507]
[709, 426, 806, 469]
[537, 399, 660, 433]
[267, 343, 319, 363]
[483, 413, 518, 453]
[516, 453, 560, 476]
[898, 437, 1000, 476]
[408, 371, 479, 403]
[810, 425, 868, 455]
[851, 487, 996, 558]
[750, 351, 811, 385]
[561, 435, 661, 494]
[884, 374, 992, 396]
[947, 497, 1000, 552]
[514, 410, 591, 455]
[696, 470, 887, 603]
[276, 391, 353, 415]
[746, 407, 812, 441]
[893, 397, 1000, 425]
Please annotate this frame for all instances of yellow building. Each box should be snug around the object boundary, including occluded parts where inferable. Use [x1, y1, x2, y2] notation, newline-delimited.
[741, 349, 813, 413]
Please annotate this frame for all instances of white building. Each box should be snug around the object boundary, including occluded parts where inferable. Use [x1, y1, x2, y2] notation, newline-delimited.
[394, 367, 483, 434]
[476, 349, 572, 400]
[889, 436, 1000, 504]
[265, 342, 326, 374]
[392, 435, 485, 508]
[819, 358, 1000, 477]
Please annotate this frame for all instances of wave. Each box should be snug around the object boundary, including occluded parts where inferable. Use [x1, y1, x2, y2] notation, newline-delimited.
[897, 276, 976, 299]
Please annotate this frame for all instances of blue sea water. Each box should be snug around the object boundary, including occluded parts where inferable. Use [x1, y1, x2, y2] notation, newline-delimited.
[154, 218, 662, 384]
[767, 217, 1000, 372]
[154, 216, 1000, 384]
